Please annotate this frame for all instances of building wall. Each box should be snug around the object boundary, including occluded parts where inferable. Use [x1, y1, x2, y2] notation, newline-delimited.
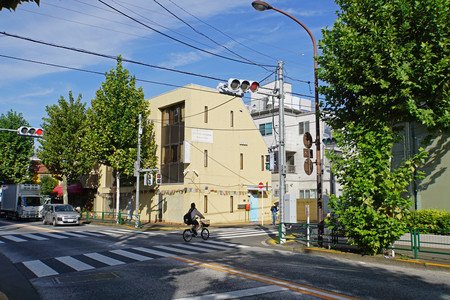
[147, 84, 272, 224]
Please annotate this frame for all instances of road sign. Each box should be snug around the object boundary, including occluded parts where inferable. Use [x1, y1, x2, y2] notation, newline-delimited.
[258, 182, 264, 190]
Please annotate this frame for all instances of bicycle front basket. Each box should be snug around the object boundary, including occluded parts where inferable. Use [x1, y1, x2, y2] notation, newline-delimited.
[202, 219, 210, 227]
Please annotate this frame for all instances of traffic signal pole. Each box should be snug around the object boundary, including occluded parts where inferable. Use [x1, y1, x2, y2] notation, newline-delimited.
[135, 114, 142, 228]
[278, 61, 287, 243]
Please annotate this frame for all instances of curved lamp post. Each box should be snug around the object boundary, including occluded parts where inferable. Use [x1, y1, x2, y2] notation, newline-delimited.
[252, 1, 323, 224]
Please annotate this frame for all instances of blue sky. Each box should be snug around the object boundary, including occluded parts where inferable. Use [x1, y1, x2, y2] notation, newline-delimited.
[0, 0, 339, 127]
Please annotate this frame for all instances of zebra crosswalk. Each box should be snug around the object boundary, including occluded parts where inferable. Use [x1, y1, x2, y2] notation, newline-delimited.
[0, 228, 161, 244]
[18, 240, 248, 278]
[0, 227, 278, 244]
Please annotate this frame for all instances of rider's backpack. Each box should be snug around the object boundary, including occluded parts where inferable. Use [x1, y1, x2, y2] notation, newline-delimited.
[183, 208, 193, 225]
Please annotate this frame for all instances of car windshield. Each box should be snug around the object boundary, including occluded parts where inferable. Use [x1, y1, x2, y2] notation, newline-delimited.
[54, 205, 75, 212]
[23, 197, 42, 206]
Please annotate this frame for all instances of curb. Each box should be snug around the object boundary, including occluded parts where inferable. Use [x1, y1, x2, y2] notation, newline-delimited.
[262, 238, 450, 273]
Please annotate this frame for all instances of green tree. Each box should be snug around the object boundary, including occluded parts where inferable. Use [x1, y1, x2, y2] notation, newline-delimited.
[39, 175, 58, 197]
[87, 56, 156, 218]
[317, 0, 448, 254]
[0, 110, 34, 183]
[0, 0, 39, 11]
[327, 123, 426, 255]
[38, 92, 94, 204]
[318, 0, 449, 133]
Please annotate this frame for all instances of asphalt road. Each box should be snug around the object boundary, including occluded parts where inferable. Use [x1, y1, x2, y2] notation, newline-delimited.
[0, 220, 449, 300]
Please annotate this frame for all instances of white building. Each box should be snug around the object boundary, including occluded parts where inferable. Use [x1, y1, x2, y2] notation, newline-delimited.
[249, 82, 340, 222]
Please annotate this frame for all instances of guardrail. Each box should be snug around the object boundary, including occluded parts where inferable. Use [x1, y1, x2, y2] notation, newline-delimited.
[80, 211, 141, 228]
[279, 223, 450, 259]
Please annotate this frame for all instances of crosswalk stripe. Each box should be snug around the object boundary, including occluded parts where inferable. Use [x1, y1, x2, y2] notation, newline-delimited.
[21, 233, 49, 241]
[205, 240, 249, 248]
[23, 260, 59, 277]
[173, 244, 217, 253]
[214, 232, 275, 239]
[39, 232, 68, 239]
[58, 232, 88, 238]
[80, 231, 104, 237]
[99, 230, 123, 237]
[110, 249, 153, 262]
[154, 245, 198, 255]
[56, 256, 95, 271]
[2, 235, 27, 242]
[191, 242, 230, 251]
[132, 247, 173, 257]
[84, 253, 125, 266]
[174, 285, 288, 300]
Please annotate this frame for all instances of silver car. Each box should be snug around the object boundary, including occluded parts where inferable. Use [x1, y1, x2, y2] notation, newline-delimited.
[42, 204, 81, 226]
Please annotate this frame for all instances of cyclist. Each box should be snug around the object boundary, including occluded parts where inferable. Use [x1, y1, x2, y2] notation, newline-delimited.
[189, 203, 204, 235]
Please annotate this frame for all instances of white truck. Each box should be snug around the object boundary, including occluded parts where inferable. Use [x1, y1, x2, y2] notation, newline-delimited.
[0, 184, 42, 220]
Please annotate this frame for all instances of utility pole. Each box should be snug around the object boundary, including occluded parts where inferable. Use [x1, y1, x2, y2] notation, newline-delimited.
[278, 61, 287, 243]
[135, 114, 142, 228]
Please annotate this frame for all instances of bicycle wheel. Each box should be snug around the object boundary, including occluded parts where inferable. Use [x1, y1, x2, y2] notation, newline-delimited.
[183, 229, 193, 242]
[201, 228, 209, 240]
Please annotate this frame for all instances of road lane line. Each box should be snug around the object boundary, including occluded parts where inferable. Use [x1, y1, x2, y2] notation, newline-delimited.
[23, 260, 59, 277]
[84, 253, 125, 266]
[56, 256, 95, 271]
[170, 256, 359, 300]
[109, 249, 153, 262]
[174, 285, 288, 300]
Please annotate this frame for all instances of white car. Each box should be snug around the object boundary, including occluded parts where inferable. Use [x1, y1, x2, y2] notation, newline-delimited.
[42, 204, 81, 226]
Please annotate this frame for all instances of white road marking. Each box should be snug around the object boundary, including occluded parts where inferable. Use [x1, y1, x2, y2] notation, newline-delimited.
[109, 249, 152, 262]
[56, 256, 95, 271]
[174, 285, 288, 300]
[23, 260, 58, 277]
[84, 253, 125, 266]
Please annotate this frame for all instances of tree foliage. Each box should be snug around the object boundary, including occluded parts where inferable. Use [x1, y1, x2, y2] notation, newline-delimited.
[318, 0, 449, 133]
[0, 110, 34, 183]
[39, 175, 58, 197]
[327, 123, 427, 255]
[0, 0, 39, 11]
[317, 0, 448, 254]
[87, 56, 156, 209]
[38, 92, 94, 204]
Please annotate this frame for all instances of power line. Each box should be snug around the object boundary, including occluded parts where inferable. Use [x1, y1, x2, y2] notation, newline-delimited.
[0, 31, 225, 82]
[98, 0, 276, 68]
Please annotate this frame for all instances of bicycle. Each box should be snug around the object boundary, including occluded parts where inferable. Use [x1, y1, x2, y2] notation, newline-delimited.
[183, 219, 210, 242]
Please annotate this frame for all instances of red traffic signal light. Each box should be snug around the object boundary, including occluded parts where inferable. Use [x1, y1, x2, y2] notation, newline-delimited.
[17, 126, 43, 137]
[155, 173, 162, 185]
[217, 79, 259, 97]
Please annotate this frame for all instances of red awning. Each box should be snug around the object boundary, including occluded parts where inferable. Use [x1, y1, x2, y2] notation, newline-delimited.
[53, 183, 83, 196]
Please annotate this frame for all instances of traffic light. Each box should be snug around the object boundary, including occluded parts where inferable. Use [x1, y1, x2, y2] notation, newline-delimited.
[17, 126, 43, 137]
[217, 79, 259, 97]
[155, 173, 162, 185]
[143, 173, 154, 186]
[322, 137, 337, 145]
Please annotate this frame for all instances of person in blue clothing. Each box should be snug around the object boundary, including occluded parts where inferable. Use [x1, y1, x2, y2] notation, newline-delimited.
[271, 204, 278, 226]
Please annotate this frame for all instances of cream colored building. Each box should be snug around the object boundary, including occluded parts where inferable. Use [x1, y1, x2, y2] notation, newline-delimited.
[93, 84, 272, 224]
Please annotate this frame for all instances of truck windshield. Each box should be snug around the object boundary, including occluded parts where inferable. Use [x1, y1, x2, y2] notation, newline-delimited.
[23, 197, 42, 207]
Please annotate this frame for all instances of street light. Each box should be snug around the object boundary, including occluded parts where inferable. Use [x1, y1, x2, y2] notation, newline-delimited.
[252, 1, 323, 224]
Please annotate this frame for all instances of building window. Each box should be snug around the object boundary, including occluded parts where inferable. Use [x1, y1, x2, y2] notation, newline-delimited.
[204, 106, 208, 123]
[259, 123, 273, 136]
[204, 150, 208, 167]
[161, 102, 185, 183]
[299, 121, 310, 135]
[299, 189, 317, 199]
[204, 195, 208, 213]
[230, 110, 234, 127]
[230, 196, 234, 213]
[240, 153, 244, 170]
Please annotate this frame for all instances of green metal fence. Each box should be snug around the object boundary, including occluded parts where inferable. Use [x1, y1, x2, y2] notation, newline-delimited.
[279, 223, 450, 259]
[389, 228, 450, 259]
[80, 211, 141, 228]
